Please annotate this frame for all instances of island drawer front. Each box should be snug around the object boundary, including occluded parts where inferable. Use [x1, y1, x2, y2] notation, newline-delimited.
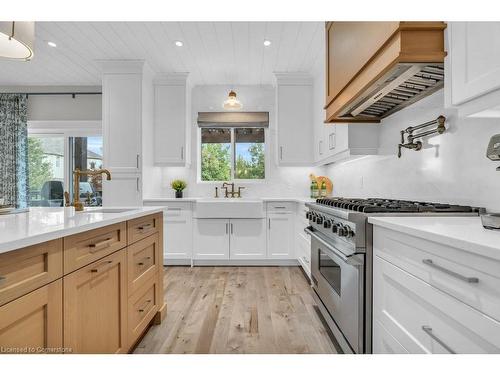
[63, 222, 127, 274]
[128, 275, 159, 348]
[127, 232, 161, 296]
[127, 213, 161, 245]
[374, 255, 500, 354]
[0, 239, 63, 307]
[374, 227, 500, 322]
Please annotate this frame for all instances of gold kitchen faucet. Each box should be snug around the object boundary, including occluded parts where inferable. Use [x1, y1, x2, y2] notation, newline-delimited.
[64, 169, 111, 211]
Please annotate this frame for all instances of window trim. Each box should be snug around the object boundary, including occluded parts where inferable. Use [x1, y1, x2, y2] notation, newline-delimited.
[197, 126, 268, 184]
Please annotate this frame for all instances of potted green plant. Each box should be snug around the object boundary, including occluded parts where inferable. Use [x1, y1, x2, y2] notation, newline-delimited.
[171, 179, 187, 198]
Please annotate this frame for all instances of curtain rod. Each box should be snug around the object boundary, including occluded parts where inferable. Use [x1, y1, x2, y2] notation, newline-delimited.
[0, 92, 102, 98]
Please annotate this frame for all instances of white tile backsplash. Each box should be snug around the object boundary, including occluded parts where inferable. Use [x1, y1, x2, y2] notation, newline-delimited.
[325, 90, 500, 212]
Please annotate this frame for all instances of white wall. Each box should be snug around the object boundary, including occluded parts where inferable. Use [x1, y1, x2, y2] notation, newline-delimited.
[146, 84, 323, 198]
[324, 90, 500, 212]
[28, 94, 101, 121]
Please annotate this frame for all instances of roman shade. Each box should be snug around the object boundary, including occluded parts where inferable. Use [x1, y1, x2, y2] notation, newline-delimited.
[197, 112, 269, 128]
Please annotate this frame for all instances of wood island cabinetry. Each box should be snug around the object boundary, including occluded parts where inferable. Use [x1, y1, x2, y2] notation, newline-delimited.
[0, 212, 165, 354]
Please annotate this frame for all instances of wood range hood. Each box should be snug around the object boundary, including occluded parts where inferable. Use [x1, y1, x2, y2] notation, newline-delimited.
[325, 22, 447, 123]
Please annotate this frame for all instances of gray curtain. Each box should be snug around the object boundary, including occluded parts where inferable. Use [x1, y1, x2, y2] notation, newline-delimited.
[0, 94, 28, 208]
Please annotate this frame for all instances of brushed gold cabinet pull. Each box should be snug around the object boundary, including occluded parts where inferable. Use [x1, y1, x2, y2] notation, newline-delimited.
[88, 237, 113, 253]
[138, 299, 152, 312]
[0, 275, 6, 285]
[138, 223, 153, 232]
[90, 260, 113, 273]
[137, 256, 152, 266]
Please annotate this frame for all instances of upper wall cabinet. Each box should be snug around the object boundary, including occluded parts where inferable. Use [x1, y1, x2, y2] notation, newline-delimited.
[154, 73, 191, 166]
[274, 73, 314, 166]
[446, 22, 500, 117]
[325, 22, 446, 123]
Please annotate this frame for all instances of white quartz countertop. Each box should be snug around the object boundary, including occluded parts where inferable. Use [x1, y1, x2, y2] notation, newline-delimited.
[0, 206, 165, 255]
[143, 197, 315, 203]
[368, 216, 500, 261]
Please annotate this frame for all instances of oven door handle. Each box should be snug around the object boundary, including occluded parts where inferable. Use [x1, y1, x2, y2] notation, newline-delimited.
[304, 227, 364, 267]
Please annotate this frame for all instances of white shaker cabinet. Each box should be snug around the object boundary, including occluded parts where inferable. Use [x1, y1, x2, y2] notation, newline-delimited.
[154, 73, 191, 166]
[163, 204, 193, 261]
[267, 212, 294, 259]
[274, 73, 314, 166]
[229, 219, 266, 260]
[193, 219, 230, 260]
[372, 225, 500, 354]
[447, 22, 500, 117]
[101, 61, 152, 206]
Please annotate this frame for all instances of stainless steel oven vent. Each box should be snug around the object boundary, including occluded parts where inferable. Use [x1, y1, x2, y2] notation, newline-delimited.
[341, 64, 444, 120]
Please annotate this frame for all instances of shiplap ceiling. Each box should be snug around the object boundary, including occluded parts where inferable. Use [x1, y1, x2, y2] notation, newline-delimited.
[0, 22, 324, 86]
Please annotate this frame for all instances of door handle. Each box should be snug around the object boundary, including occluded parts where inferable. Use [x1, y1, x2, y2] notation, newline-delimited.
[268, 218, 271, 230]
[422, 326, 456, 354]
[280, 146, 283, 160]
[138, 223, 154, 233]
[230, 223, 233, 234]
[138, 299, 152, 313]
[88, 238, 113, 253]
[136, 177, 140, 192]
[0, 275, 6, 285]
[225, 223, 228, 234]
[422, 259, 479, 283]
[136, 154, 140, 169]
[181, 147, 184, 160]
[90, 260, 113, 273]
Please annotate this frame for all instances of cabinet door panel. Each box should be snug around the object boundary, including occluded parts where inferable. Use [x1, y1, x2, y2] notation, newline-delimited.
[267, 213, 294, 259]
[193, 219, 229, 260]
[451, 22, 500, 105]
[230, 219, 266, 259]
[102, 174, 142, 207]
[64, 249, 128, 353]
[102, 73, 142, 173]
[164, 208, 193, 259]
[0, 279, 62, 353]
[127, 233, 160, 296]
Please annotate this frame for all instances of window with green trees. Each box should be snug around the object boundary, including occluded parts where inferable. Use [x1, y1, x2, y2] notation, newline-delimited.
[200, 127, 265, 181]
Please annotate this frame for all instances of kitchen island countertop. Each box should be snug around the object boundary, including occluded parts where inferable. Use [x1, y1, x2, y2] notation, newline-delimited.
[0, 206, 165, 254]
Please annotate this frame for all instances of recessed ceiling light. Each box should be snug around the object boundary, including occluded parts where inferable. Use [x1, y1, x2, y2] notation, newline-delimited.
[47, 41, 57, 48]
[263, 39, 271, 47]
[174, 40, 183, 47]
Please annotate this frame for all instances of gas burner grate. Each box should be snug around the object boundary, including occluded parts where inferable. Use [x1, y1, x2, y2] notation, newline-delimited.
[315, 198, 478, 213]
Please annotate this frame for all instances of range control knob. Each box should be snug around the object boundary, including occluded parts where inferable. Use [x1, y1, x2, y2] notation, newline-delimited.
[331, 223, 338, 233]
[345, 225, 355, 238]
[306, 212, 311, 220]
[337, 224, 347, 237]
[323, 219, 332, 229]
[316, 216, 324, 225]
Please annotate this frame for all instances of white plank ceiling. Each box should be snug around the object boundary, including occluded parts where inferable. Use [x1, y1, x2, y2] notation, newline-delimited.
[0, 22, 324, 86]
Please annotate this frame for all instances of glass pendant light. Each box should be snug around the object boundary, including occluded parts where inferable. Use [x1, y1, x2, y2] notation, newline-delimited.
[223, 90, 242, 110]
[0, 22, 35, 61]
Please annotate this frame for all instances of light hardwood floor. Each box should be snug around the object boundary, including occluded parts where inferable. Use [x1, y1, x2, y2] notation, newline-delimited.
[134, 266, 337, 354]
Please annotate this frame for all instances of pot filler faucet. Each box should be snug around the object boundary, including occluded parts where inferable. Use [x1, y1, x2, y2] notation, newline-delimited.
[64, 168, 112, 211]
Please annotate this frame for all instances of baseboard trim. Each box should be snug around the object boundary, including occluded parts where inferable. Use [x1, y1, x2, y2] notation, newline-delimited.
[164, 258, 299, 266]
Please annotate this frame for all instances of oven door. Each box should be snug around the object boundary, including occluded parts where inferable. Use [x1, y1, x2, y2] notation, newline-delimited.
[307, 228, 364, 353]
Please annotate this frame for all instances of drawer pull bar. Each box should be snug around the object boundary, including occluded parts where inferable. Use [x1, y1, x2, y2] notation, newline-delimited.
[137, 256, 152, 266]
[422, 259, 479, 283]
[422, 326, 456, 354]
[91, 260, 113, 273]
[138, 299, 152, 313]
[0, 275, 6, 285]
[88, 238, 113, 252]
[138, 223, 154, 232]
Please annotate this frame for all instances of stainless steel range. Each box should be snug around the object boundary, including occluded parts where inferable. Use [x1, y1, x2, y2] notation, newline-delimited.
[305, 198, 482, 354]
